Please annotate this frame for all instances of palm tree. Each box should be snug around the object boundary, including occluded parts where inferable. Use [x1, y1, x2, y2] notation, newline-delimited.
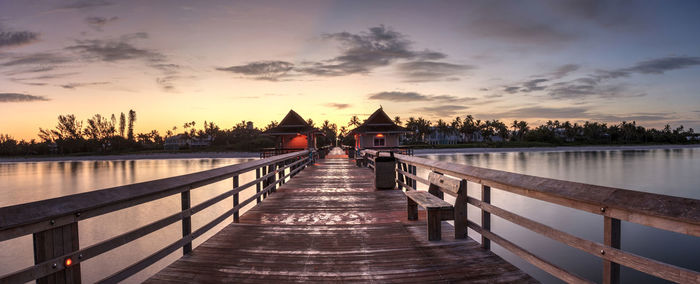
[393, 116, 402, 126]
[348, 115, 361, 128]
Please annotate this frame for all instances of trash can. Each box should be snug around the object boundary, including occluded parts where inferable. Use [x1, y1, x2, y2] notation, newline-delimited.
[374, 151, 397, 190]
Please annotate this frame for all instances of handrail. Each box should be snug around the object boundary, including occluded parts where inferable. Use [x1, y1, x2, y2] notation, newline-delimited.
[0, 149, 313, 283]
[361, 149, 700, 283]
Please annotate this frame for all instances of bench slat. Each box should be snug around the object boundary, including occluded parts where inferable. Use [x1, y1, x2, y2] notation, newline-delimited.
[428, 172, 462, 195]
[405, 191, 452, 209]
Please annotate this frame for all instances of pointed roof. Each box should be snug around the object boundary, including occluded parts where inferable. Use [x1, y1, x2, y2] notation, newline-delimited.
[349, 108, 410, 135]
[262, 110, 320, 135]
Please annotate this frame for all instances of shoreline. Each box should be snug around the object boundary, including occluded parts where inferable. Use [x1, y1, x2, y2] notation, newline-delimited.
[0, 151, 259, 163]
[413, 144, 700, 155]
[1, 144, 698, 162]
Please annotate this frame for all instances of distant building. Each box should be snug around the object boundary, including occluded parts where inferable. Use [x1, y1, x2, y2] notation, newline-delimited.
[425, 127, 463, 145]
[262, 110, 322, 150]
[349, 107, 410, 150]
[164, 134, 212, 150]
[246, 121, 254, 130]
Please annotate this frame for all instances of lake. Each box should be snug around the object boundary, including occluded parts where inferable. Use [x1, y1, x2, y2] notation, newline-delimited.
[1, 148, 698, 283]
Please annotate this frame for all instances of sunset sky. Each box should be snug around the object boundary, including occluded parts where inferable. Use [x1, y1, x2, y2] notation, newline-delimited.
[1, 0, 700, 140]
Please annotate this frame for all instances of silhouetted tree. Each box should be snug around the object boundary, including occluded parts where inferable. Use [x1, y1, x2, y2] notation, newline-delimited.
[127, 109, 136, 141]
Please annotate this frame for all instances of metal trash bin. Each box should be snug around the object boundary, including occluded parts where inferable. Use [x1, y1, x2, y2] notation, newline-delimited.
[374, 151, 397, 190]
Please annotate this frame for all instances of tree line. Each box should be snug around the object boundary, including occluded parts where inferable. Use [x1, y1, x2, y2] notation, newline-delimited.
[0, 112, 342, 156]
[345, 114, 698, 146]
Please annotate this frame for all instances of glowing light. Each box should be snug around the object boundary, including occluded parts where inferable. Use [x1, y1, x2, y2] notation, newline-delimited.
[64, 258, 73, 267]
[376, 133, 384, 137]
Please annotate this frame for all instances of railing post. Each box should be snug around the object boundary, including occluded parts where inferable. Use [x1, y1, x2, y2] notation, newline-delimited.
[256, 167, 261, 204]
[33, 222, 82, 284]
[181, 189, 192, 254]
[481, 185, 491, 249]
[262, 166, 268, 199]
[397, 162, 404, 190]
[410, 165, 417, 189]
[603, 216, 621, 284]
[233, 175, 239, 223]
[268, 164, 277, 193]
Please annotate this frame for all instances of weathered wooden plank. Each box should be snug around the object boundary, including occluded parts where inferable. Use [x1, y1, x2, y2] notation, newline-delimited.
[428, 172, 461, 195]
[146, 156, 536, 283]
[405, 191, 452, 209]
[603, 216, 621, 284]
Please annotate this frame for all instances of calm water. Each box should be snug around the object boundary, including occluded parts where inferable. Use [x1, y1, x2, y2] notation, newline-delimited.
[418, 148, 699, 284]
[1, 149, 698, 283]
[0, 158, 259, 283]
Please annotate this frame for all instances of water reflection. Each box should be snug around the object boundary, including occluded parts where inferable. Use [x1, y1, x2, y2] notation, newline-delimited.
[420, 148, 700, 283]
[0, 158, 256, 283]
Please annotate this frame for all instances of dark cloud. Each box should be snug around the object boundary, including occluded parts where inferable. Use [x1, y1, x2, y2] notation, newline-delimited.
[368, 91, 463, 102]
[624, 56, 700, 75]
[60, 0, 112, 10]
[521, 78, 548, 92]
[66, 34, 164, 62]
[496, 106, 592, 119]
[1, 52, 71, 67]
[0, 29, 39, 48]
[223, 26, 464, 81]
[551, 64, 580, 79]
[0, 93, 48, 102]
[415, 105, 469, 116]
[326, 103, 351, 109]
[217, 61, 294, 81]
[85, 16, 119, 31]
[61, 82, 109, 89]
[396, 61, 474, 82]
[503, 86, 520, 94]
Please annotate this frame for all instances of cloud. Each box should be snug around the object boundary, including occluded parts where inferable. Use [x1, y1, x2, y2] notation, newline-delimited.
[326, 103, 351, 109]
[624, 56, 700, 75]
[521, 78, 548, 92]
[368, 91, 466, 102]
[61, 82, 109, 89]
[1, 52, 71, 67]
[396, 61, 474, 82]
[494, 106, 592, 119]
[503, 86, 520, 94]
[0, 93, 48, 102]
[85, 16, 119, 31]
[60, 0, 112, 10]
[0, 25, 39, 48]
[551, 64, 580, 79]
[220, 26, 465, 81]
[415, 105, 469, 116]
[66, 34, 164, 62]
[217, 61, 294, 81]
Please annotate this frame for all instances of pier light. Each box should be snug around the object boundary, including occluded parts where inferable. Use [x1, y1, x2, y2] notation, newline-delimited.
[64, 258, 73, 267]
[376, 133, 384, 137]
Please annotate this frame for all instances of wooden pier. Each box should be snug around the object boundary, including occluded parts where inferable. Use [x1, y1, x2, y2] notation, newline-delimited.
[146, 154, 535, 283]
[1, 147, 698, 284]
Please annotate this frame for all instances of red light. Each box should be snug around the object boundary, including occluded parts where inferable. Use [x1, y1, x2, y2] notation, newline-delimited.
[376, 133, 384, 137]
[64, 258, 73, 266]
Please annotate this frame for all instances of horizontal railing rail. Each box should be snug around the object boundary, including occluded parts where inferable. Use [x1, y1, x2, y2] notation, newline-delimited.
[361, 149, 700, 284]
[0, 150, 313, 284]
[259, 148, 307, 158]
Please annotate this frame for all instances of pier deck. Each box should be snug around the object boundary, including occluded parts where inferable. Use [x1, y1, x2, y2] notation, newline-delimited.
[146, 155, 536, 283]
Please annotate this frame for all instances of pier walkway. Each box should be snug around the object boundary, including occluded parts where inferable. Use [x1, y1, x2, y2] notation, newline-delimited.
[146, 153, 536, 283]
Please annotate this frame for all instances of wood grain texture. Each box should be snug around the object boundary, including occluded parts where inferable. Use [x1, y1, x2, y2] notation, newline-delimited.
[147, 158, 536, 283]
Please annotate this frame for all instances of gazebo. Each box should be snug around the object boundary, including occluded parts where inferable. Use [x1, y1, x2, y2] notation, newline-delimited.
[349, 107, 410, 150]
[262, 110, 322, 152]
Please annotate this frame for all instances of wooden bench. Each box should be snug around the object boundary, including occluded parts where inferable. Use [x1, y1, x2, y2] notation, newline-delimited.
[406, 172, 467, 241]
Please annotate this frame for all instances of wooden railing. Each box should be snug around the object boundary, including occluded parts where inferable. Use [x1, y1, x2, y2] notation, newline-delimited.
[361, 149, 700, 284]
[0, 150, 313, 284]
[259, 148, 307, 158]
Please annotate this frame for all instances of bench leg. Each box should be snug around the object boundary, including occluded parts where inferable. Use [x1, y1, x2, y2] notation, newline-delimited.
[454, 205, 467, 239]
[427, 208, 441, 241]
[407, 198, 418, 220]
